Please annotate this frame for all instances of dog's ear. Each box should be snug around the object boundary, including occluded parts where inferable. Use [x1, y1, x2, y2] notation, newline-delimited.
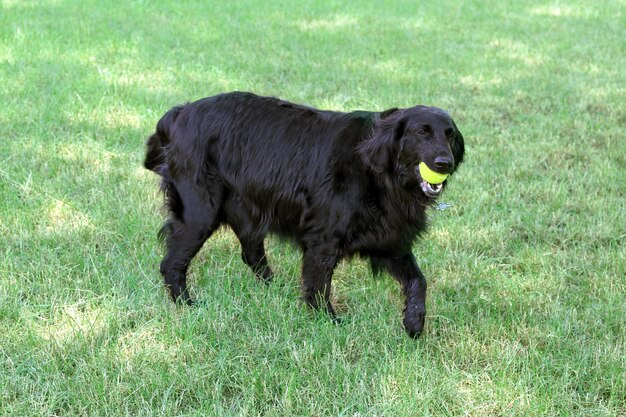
[379, 107, 399, 119]
[359, 109, 405, 174]
[450, 121, 465, 168]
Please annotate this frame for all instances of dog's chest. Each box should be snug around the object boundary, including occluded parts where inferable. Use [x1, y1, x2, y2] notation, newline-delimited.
[344, 199, 427, 254]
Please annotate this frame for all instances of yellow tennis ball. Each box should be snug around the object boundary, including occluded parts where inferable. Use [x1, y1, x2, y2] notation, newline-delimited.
[419, 162, 449, 184]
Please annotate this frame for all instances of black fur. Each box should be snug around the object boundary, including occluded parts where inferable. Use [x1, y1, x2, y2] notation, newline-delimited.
[144, 92, 464, 337]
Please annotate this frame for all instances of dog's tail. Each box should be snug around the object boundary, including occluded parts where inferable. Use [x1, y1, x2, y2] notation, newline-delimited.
[144, 105, 186, 241]
[144, 105, 185, 173]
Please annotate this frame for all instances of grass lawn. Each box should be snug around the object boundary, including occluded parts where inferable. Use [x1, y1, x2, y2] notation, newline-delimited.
[1, 0, 624, 415]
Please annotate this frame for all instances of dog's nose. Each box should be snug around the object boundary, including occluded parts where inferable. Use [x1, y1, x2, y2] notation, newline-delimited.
[434, 156, 454, 173]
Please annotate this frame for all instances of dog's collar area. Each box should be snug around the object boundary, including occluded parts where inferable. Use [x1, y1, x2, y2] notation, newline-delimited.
[435, 202, 451, 211]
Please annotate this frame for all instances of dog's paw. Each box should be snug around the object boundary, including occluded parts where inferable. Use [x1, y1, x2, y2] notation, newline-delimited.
[403, 312, 425, 338]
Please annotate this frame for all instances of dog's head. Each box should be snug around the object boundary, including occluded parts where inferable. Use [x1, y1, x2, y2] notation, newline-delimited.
[361, 106, 465, 198]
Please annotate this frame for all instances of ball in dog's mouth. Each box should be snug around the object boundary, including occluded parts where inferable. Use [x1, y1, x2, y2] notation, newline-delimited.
[415, 165, 445, 197]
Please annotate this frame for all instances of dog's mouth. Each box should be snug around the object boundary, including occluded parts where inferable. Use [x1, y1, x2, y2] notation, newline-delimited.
[420, 180, 443, 197]
[415, 166, 444, 198]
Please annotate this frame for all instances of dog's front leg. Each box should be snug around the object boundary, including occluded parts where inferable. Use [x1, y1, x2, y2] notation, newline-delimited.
[373, 253, 427, 338]
[300, 243, 340, 321]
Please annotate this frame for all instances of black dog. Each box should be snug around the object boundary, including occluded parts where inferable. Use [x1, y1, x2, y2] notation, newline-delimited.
[144, 92, 464, 337]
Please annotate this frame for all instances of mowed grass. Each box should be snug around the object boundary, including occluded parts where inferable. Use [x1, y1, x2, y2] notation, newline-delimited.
[1, 0, 624, 415]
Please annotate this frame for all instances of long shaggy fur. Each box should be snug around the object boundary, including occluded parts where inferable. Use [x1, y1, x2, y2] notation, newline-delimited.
[144, 91, 464, 337]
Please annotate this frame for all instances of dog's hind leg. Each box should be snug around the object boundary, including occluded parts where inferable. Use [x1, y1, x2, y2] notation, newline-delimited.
[159, 178, 222, 305]
[239, 237, 273, 284]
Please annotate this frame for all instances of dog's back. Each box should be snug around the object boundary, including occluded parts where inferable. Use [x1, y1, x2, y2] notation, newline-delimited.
[145, 92, 374, 237]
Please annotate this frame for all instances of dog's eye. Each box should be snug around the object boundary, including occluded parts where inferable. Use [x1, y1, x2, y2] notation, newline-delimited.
[417, 125, 431, 136]
[445, 128, 454, 139]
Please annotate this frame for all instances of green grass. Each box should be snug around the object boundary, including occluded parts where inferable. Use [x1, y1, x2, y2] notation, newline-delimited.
[1, 0, 624, 415]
